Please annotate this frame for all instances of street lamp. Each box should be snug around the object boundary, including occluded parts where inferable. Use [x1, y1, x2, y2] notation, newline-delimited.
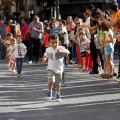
[14, 0, 18, 12]
[4, 5, 9, 16]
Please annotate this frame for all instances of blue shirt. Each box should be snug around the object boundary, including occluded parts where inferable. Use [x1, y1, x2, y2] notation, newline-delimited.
[0, 24, 7, 39]
[50, 28, 60, 34]
[29, 22, 43, 39]
[80, 42, 85, 52]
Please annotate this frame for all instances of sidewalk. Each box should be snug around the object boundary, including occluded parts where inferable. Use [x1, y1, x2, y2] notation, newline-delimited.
[0, 59, 120, 120]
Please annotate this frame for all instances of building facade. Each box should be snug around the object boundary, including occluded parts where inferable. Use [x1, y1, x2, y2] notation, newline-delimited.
[59, 0, 104, 19]
[0, 0, 44, 21]
[0, 0, 120, 21]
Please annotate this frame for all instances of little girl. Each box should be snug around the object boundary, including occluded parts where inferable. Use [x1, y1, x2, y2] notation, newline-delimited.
[73, 19, 83, 68]
[79, 32, 91, 71]
[42, 27, 50, 58]
[5, 33, 13, 68]
[6, 38, 16, 72]
[100, 22, 114, 79]
[5, 33, 13, 48]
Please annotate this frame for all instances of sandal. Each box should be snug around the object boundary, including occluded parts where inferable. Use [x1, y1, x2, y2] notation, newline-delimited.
[79, 68, 86, 72]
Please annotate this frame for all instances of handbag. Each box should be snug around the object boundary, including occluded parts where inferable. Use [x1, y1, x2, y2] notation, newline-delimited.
[94, 34, 101, 49]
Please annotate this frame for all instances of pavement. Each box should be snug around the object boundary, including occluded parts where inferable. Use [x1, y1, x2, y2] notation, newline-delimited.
[0, 58, 120, 120]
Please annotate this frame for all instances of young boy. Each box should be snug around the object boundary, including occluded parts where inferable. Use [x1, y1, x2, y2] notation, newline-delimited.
[11, 35, 27, 78]
[42, 34, 69, 100]
[50, 20, 60, 34]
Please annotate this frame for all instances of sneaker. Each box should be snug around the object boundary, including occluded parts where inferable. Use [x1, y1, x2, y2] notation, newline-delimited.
[98, 66, 102, 70]
[96, 73, 104, 78]
[28, 60, 32, 64]
[116, 74, 120, 82]
[17, 74, 21, 78]
[56, 93, 61, 101]
[46, 91, 52, 100]
[61, 80, 66, 87]
[69, 60, 73, 64]
[12, 69, 17, 73]
[9, 67, 12, 71]
[79, 68, 86, 72]
[113, 72, 117, 77]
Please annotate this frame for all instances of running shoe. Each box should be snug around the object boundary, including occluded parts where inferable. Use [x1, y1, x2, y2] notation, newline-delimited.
[55, 93, 61, 101]
[46, 91, 52, 100]
[28, 60, 32, 64]
[116, 74, 120, 82]
[17, 74, 21, 78]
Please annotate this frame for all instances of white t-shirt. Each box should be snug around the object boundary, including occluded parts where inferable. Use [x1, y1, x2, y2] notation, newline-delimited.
[7, 45, 15, 58]
[59, 31, 69, 44]
[104, 29, 113, 47]
[44, 46, 66, 73]
[81, 38, 90, 53]
[14, 43, 26, 58]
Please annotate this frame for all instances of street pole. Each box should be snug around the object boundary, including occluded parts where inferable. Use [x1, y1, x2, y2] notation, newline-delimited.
[56, 0, 59, 20]
[15, 0, 18, 22]
[16, 0, 18, 13]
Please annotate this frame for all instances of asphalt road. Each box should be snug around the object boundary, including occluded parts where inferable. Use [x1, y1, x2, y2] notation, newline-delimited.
[0, 59, 120, 120]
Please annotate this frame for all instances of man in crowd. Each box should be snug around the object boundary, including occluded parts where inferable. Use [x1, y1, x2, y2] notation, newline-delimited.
[0, 18, 7, 59]
[83, 4, 99, 74]
[28, 15, 44, 64]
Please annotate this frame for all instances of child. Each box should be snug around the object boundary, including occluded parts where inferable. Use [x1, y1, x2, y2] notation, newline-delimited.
[4, 33, 13, 48]
[96, 21, 106, 78]
[79, 32, 91, 71]
[50, 20, 60, 34]
[100, 22, 114, 79]
[10, 35, 27, 78]
[4, 33, 12, 60]
[42, 27, 50, 56]
[58, 33, 69, 87]
[42, 34, 69, 100]
[74, 24, 83, 68]
[4, 33, 13, 67]
[6, 38, 16, 72]
[59, 22, 69, 46]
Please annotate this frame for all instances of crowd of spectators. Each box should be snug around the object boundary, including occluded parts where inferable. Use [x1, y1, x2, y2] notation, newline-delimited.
[0, 1, 120, 83]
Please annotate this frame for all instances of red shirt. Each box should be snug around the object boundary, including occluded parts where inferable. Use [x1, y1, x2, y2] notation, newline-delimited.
[21, 23, 30, 40]
[43, 34, 49, 47]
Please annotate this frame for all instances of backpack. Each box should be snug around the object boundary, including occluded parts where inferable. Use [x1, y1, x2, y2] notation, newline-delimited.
[10, 24, 17, 35]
